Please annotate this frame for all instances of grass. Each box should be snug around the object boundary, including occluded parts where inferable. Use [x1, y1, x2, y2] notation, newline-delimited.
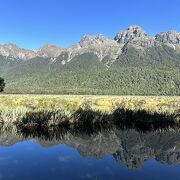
[0, 95, 179, 128]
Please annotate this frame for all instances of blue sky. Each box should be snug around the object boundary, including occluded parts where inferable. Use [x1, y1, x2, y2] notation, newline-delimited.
[0, 0, 179, 49]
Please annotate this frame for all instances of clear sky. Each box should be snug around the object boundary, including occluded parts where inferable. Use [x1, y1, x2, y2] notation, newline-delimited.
[0, 0, 179, 49]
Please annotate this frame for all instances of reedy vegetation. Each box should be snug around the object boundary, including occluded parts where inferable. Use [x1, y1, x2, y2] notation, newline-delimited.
[0, 95, 179, 128]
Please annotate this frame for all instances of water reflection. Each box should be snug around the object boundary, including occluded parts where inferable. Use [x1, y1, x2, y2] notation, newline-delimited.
[1, 125, 180, 170]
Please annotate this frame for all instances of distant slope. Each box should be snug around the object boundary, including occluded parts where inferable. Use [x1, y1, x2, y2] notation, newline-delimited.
[0, 52, 179, 95]
[0, 25, 179, 95]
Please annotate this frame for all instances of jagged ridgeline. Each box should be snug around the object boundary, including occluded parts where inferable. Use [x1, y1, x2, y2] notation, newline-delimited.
[0, 25, 179, 95]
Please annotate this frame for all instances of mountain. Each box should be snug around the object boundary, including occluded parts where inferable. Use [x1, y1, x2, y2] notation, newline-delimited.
[0, 25, 179, 95]
[114, 25, 148, 44]
[0, 43, 36, 60]
[155, 30, 180, 44]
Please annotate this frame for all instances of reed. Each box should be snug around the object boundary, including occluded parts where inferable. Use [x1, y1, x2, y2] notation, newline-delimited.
[0, 95, 179, 128]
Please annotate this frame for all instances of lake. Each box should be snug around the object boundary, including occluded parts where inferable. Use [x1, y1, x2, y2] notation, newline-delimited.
[0, 126, 180, 180]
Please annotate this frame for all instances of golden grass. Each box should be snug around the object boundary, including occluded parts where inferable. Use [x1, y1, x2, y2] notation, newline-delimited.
[0, 95, 179, 126]
[0, 95, 179, 112]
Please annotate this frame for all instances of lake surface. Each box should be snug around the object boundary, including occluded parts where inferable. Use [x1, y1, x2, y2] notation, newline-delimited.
[0, 127, 180, 180]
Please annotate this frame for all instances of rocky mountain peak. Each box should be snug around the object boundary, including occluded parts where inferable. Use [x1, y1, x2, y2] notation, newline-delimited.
[0, 25, 180, 62]
[114, 25, 147, 44]
[76, 34, 122, 63]
[38, 44, 62, 50]
[2, 43, 19, 49]
[0, 43, 36, 60]
[36, 44, 64, 58]
[155, 30, 180, 44]
[79, 34, 109, 48]
[128, 24, 144, 31]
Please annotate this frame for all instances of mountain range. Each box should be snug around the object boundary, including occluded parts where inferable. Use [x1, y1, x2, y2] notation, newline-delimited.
[0, 25, 179, 95]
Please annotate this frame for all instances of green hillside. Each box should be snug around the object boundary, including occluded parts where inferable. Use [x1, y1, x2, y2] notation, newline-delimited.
[0, 47, 179, 95]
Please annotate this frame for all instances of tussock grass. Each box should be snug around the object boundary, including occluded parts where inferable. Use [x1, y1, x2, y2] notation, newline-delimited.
[0, 95, 179, 128]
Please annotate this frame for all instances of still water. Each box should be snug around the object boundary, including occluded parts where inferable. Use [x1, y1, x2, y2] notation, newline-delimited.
[0, 127, 180, 180]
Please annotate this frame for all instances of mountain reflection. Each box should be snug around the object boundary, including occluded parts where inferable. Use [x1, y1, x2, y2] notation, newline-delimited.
[1, 125, 180, 169]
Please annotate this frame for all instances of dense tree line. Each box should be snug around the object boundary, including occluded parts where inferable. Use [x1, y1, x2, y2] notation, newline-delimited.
[0, 49, 179, 95]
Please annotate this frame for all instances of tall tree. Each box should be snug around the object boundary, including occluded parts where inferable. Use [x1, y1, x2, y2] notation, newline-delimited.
[0, 77, 5, 92]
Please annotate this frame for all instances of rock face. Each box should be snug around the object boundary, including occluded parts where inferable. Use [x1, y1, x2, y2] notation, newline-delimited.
[128, 36, 156, 49]
[53, 35, 122, 65]
[155, 31, 180, 44]
[0, 43, 36, 60]
[0, 25, 180, 63]
[114, 25, 157, 50]
[36, 44, 64, 59]
[71, 34, 122, 61]
[114, 25, 147, 44]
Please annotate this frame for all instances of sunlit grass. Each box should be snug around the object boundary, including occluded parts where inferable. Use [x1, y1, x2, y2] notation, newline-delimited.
[0, 95, 179, 127]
